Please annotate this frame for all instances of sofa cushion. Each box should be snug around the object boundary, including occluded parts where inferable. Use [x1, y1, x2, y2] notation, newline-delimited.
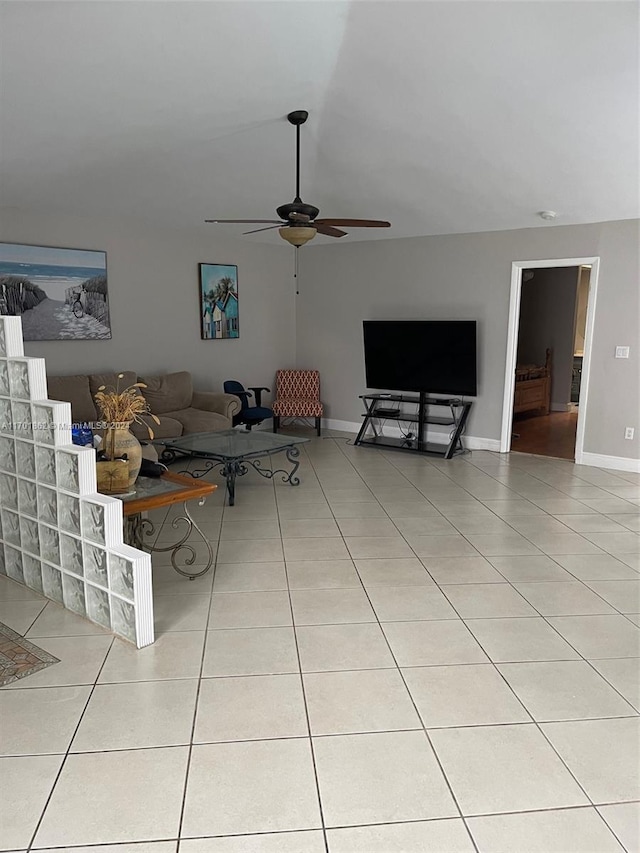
[139, 371, 193, 415]
[129, 415, 183, 440]
[164, 407, 229, 435]
[47, 374, 97, 424]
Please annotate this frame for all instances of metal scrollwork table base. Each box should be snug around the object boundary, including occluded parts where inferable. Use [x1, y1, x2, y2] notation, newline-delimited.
[121, 472, 217, 579]
[157, 429, 310, 506]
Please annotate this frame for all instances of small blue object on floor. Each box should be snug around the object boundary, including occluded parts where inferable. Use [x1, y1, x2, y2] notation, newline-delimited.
[71, 426, 94, 446]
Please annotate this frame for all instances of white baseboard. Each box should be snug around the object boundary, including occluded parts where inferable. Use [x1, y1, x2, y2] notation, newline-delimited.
[577, 452, 640, 473]
[325, 419, 640, 469]
[460, 435, 502, 452]
[324, 418, 362, 435]
[550, 402, 576, 413]
[323, 418, 500, 452]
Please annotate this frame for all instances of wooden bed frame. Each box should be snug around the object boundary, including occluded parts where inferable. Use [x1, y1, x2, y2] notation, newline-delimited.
[514, 348, 551, 416]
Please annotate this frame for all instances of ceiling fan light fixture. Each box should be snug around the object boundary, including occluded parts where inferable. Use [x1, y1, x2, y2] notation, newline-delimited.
[279, 226, 316, 247]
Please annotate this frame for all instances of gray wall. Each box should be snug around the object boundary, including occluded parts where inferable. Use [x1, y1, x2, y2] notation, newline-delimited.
[297, 219, 639, 460]
[0, 209, 295, 401]
[517, 267, 579, 409]
[3, 208, 638, 461]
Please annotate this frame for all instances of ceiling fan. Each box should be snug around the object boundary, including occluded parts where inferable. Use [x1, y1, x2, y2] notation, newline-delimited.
[206, 110, 391, 246]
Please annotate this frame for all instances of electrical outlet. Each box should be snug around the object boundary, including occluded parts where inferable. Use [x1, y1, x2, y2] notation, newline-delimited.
[615, 346, 630, 359]
[625, 427, 635, 440]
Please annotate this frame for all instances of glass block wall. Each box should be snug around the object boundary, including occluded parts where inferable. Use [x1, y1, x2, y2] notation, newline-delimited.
[0, 316, 154, 647]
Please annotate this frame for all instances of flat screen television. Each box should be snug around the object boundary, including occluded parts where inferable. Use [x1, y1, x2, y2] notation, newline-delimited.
[363, 320, 477, 396]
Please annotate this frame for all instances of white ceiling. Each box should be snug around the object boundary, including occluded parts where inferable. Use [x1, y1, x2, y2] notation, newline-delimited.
[1, 1, 638, 244]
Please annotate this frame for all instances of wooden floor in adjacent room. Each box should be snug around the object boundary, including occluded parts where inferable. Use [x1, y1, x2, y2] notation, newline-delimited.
[511, 411, 578, 460]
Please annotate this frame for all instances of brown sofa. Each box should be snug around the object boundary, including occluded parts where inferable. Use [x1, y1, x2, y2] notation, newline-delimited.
[47, 370, 241, 439]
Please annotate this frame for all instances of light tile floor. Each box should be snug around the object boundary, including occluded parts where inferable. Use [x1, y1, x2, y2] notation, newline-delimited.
[2, 433, 639, 852]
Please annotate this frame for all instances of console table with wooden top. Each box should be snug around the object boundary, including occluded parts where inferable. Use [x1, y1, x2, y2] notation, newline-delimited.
[121, 472, 217, 579]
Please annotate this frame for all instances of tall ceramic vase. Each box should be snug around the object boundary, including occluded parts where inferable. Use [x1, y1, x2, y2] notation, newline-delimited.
[104, 424, 142, 489]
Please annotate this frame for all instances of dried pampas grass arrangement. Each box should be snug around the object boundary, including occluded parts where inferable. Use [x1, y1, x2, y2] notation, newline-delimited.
[94, 373, 160, 438]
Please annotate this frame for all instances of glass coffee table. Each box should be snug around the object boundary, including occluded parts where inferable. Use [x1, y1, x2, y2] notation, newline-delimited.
[156, 430, 310, 505]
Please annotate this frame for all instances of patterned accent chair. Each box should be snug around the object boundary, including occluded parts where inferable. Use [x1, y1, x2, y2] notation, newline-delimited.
[272, 369, 324, 436]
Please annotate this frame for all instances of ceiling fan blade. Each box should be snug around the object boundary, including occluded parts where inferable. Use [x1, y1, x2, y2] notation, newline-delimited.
[314, 223, 347, 238]
[205, 219, 282, 224]
[243, 225, 283, 235]
[315, 218, 391, 228]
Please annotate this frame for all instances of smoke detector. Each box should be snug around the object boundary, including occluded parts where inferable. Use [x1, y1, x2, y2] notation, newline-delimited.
[538, 211, 557, 221]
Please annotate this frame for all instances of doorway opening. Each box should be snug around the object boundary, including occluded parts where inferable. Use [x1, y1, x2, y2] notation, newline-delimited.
[500, 257, 600, 463]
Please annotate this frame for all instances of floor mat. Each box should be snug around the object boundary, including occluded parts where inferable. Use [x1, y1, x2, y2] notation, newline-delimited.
[0, 621, 59, 687]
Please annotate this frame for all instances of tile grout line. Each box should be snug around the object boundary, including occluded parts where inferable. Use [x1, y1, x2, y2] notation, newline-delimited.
[202, 445, 333, 850]
[173, 468, 224, 851]
[300, 436, 470, 846]
[21, 805, 638, 852]
[21, 806, 640, 850]
[596, 804, 638, 853]
[276, 471, 331, 853]
[4, 436, 637, 849]
[6, 707, 640, 761]
[401, 451, 637, 824]
[25, 634, 117, 852]
[335, 441, 638, 837]
[11, 650, 632, 693]
[353, 545, 541, 852]
[17, 598, 50, 637]
[322, 441, 483, 851]
[450, 500, 640, 710]
[438, 604, 605, 815]
[298, 440, 639, 727]
[362, 446, 639, 713]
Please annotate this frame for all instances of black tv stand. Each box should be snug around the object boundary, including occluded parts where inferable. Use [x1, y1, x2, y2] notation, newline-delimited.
[354, 392, 473, 459]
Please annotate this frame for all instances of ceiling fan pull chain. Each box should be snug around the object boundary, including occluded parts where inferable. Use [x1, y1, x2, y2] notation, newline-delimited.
[295, 246, 300, 295]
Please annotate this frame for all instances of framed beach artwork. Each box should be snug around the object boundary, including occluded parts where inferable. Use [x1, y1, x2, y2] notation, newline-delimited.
[199, 263, 239, 340]
[0, 242, 111, 340]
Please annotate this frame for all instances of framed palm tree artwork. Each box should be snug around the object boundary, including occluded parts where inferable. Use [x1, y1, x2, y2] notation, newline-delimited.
[199, 263, 239, 340]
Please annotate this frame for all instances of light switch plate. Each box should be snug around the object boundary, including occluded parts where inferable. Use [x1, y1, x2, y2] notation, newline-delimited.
[615, 346, 630, 359]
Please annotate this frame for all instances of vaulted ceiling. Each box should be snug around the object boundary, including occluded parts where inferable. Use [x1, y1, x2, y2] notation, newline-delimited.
[1, 1, 637, 244]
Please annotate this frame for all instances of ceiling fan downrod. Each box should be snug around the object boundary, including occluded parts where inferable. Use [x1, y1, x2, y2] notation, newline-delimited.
[287, 109, 308, 203]
[276, 111, 319, 224]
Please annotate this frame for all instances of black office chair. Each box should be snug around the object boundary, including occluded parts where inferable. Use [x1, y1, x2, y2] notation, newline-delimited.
[223, 380, 273, 430]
